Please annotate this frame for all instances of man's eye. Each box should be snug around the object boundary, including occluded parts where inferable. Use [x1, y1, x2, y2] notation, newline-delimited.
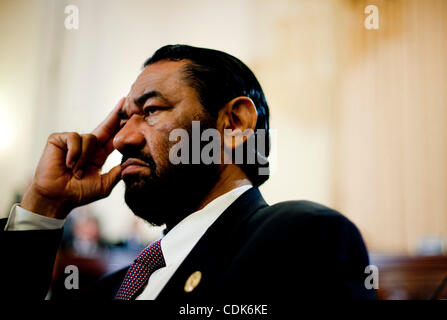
[143, 106, 162, 116]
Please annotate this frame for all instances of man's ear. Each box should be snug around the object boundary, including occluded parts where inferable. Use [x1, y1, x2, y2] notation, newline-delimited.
[218, 96, 258, 150]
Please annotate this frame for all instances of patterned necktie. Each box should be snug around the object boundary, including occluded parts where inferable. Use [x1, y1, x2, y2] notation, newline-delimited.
[115, 239, 165, 300]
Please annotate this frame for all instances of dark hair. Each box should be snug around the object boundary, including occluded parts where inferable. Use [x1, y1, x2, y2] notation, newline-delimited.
[144, 44, 270, 186]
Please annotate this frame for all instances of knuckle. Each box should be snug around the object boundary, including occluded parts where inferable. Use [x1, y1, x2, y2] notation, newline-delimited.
[48, 132, 60, 140]
[68, 132, 81, 140]
[83, 133, 97, 145]
[83, 133, 97, 143]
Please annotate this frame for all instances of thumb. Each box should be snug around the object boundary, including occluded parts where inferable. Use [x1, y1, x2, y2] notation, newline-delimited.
[99, 164, 122, 198]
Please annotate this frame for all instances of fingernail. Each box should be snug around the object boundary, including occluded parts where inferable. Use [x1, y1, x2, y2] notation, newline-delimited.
[75, 170, 83, 179]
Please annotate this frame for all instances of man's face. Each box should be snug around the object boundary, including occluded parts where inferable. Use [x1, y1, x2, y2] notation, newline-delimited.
[113, 60, 219, 228]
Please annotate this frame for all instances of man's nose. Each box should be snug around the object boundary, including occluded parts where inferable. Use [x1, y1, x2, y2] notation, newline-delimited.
[113, 115, 146, 153]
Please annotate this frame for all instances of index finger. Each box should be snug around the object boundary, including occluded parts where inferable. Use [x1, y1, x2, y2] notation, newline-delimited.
[92, 97, 126, 144]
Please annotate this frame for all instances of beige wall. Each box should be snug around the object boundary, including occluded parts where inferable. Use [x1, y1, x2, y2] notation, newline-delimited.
[0, 1, 46, 210]
[1, 0, 446, 253]
[333, 0, 447, 253]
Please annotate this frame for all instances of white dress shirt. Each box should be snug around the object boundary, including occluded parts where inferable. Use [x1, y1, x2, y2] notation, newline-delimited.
[4, 184, 253, 300]
[5, 204, 66, 231]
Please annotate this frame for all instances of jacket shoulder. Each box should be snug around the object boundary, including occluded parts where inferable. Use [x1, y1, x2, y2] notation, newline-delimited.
[250, 200, 353, 230]
[243, 199, 366, 253]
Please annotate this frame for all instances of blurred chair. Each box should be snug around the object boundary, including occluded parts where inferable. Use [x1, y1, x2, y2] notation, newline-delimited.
[371, 254, 447, 300]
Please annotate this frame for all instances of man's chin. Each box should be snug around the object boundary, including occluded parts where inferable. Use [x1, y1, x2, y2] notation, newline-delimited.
[123, 163, 220, 228]
[122, 172, 152, 186]
[123, 177, 185, 226]
[124, 188, 167, 226]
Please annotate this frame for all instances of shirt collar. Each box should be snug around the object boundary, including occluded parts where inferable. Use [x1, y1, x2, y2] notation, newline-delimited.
[160, 184, 252, 267]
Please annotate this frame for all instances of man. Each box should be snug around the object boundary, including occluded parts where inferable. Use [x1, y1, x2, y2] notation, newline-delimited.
[0, 45, 375, 300]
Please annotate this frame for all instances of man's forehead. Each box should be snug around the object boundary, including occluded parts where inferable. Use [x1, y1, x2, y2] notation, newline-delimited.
[127, 60, 188, 102]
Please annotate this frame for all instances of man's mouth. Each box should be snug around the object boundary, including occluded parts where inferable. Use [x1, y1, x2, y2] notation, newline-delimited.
[121, 158, 151, 177]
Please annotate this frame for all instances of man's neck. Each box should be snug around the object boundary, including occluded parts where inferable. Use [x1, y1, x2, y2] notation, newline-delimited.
[165, 165, 252, 231]
[195, 165, 252, 212]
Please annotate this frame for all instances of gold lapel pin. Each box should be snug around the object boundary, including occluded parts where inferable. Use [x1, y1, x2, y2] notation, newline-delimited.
[184, 271, 202, 293]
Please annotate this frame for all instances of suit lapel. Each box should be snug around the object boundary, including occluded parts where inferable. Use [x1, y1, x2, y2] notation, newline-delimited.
[156, 187, 268, 300]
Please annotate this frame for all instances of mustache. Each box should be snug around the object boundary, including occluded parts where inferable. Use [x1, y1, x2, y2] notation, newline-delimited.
[121, 151, 157, 172]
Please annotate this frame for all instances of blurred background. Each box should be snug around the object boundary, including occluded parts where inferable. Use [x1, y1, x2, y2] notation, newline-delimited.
[1, 0, 447, 299]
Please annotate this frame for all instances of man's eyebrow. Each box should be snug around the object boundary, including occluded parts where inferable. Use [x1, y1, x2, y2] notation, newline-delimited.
[118, 90, 168, 120]
[134, 90, 167, 108]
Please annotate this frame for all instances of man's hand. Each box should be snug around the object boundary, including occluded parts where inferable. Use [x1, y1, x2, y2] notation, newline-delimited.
[20, 98, 125, 219]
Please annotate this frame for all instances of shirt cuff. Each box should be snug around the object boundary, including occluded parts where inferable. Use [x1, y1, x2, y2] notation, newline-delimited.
[4, 203, 66, 231]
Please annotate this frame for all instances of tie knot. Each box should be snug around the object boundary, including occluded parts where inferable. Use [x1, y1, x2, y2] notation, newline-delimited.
[115, 239, 165, 300]
[135, 239, 165, 270]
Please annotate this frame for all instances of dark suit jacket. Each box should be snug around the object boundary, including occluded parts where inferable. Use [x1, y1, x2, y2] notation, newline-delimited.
[0, 188, 376, 300]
